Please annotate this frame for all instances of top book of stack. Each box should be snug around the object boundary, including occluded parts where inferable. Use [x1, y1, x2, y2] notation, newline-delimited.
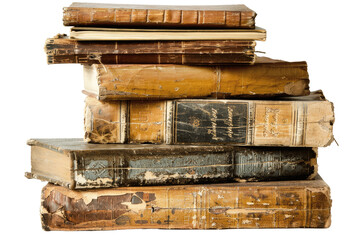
[63, 2, 257, 29]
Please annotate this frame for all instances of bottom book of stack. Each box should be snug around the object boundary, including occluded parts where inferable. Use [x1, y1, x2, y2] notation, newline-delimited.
[41, 177, 330, 230]
[26, 138, 331, 230]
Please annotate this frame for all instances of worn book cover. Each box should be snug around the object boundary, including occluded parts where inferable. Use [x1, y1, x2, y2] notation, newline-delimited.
[25, 138, 317, 189]
[63, 3, 256, 29]
[40, 176, 331, 230]
[45, 35, 255, 65]
[83, 57, 310, 100]
[84, 91, 334, 147]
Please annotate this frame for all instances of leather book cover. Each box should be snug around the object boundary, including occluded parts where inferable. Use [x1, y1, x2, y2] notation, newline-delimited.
[45, 36, 255, 65]
[83, 57, 310, 100]
[84, 92, 334, 147]
[63, 3, 256, 29]
[40, 176, 331, 230]
[26, 138, 317, 189]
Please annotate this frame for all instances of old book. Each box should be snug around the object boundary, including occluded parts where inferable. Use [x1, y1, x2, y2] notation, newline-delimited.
[40, 176, 331, 230]
[83, 57, 310, 100]
[69, 27, 266, 41]
[45, 35, 255, 65]
[25, 138, 317, 189]
[63, 3, 256, 29]
[84, 92, 334, 147]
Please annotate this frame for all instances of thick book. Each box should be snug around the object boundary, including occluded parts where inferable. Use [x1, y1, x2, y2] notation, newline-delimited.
[69, 27, 266, 41]
[83, 57, 310, 100]
[63, 3, 256, 29]
[45, 35, 255, 65]
[84, 92, 334, 147]
[25, 138, 317, 189]
[40, 176, 331, 230]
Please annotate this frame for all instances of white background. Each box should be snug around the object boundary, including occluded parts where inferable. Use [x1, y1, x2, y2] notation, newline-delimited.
[1, 0, 359, 239]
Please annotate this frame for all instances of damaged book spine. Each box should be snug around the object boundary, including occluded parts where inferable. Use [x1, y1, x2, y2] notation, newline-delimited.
[63, 3, 256, 29]
[26, 138, 317, 190]
[83, 58, 310, 100]
[40, 176, 331, 230]
[45, 37, 256, 65]
[84, 96, 334, 147]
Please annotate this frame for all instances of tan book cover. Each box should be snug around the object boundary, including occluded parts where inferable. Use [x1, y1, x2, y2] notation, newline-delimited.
[41, 176, 331, 230]
[83, 57, 310, 100]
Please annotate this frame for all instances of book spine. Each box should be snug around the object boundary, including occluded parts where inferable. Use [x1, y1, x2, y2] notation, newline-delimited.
[41, 179, 331, 230]
[48, 53, 255, 65]
[63, 8, 256, 28]
[91, 62, 309, 100]
[45, 38, 255, 65]
[70, 147, 317, 189]
[173, 100, 334, 146]
[84, 98, 334, 147]
[72, 147, 234, 189]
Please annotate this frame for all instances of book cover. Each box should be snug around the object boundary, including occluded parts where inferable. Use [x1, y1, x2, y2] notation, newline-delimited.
[83, 57, 310, 100]
[63, 3, 256, 29]
[45, 36, 256, 65]
[40, 176, 331, 230]
[84, 92, 334, 147]
[26, 138, 317, 189]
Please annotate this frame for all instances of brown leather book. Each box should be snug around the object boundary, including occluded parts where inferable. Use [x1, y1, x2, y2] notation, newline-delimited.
[40, 176, 331, 230]
[83, 57, 310, 100]
[63, 3, 256, 29]
[25, 138, 318, 189]
[45, 35, 255, 65]
[84, 91, 334, 147]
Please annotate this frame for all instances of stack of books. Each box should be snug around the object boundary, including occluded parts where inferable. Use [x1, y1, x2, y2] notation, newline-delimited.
[26, 3, 334, 230]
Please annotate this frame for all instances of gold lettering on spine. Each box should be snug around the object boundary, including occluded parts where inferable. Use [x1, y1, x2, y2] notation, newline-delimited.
[225, 107, 234, 138]
[263, 107, 280, 137]
[208, 108, 219, 140]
